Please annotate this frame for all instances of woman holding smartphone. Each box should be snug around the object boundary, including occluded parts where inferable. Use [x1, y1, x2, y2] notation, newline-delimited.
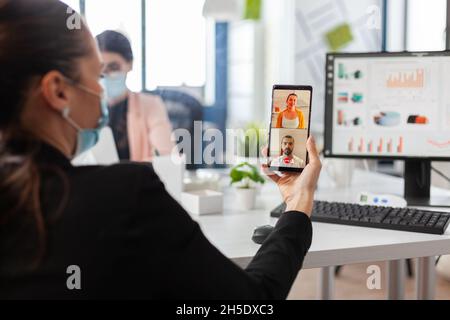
[276, 93, 306, 129]
[0, 0, 321, 299]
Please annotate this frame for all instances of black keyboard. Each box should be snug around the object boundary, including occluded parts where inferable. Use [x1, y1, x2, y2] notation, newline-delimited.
[271, 201, 450, 235]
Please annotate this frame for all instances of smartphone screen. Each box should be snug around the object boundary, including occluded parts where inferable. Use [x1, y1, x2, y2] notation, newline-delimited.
[268, 85, 313, 172]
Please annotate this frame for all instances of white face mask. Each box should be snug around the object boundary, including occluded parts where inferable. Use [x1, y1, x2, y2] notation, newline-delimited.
[103, 72, 128, 101]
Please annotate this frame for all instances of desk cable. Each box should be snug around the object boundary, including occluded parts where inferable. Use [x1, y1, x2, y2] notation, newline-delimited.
[431, 166, 450, 184]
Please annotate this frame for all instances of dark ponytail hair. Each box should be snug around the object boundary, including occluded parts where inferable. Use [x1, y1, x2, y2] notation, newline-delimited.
[0, 0, 90, 271]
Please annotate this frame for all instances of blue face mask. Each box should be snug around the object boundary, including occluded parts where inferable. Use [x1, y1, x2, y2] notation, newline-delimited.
[62, 79, 110, 157]
[103, 72, 128, 101]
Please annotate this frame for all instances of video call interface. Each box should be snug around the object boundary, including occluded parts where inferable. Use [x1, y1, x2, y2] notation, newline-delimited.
[269, 89, 311, 169]
[328, 54, 450, 158]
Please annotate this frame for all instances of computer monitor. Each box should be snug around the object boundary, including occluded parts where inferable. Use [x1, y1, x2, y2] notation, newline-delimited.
[324, 51, 450, 207]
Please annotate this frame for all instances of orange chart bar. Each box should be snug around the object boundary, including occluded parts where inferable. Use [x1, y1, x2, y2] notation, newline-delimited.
[358, 138, 364, 152]
[387, 139, 393, 153]
[368, 141, 373, 153]
[348, 138, 354, 152]
[397, 137, 404, 153]
[377, 138, 383, 153]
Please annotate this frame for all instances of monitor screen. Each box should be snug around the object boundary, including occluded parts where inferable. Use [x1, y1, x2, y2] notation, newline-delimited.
[324, 51, 450, 160]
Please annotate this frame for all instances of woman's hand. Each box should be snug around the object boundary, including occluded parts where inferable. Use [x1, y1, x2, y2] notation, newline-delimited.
[262, 136, 322, 217]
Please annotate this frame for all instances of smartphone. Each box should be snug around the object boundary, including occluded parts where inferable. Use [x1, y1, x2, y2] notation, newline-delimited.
[268, 85, 313, 172]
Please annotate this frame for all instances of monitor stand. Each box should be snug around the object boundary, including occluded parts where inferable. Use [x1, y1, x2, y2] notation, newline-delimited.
[404, 160, 450, 207]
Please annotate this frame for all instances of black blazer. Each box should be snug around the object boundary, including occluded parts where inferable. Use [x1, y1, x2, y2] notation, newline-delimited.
[0, 143, 312, 299]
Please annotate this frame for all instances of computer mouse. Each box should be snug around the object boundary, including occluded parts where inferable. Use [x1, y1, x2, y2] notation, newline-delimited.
[252, 225, 274, 244]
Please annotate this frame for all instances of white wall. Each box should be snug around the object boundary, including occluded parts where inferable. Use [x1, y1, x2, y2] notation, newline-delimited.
[227, 0, 383, 135]
[227, 0, 296, 129]
[227, 21, 265, 128]
[293, 0, 382, 135]
[262, 0, 297, 125]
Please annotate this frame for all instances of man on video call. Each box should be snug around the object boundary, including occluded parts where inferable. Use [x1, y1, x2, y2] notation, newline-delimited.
[271, 135, 304, 168]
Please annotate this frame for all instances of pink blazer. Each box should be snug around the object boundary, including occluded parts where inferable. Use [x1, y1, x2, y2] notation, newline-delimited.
[127, 91, 174, 162]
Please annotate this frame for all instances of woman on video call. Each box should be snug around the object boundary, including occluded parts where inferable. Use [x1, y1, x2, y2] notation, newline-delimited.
[276, 93, 306, 129]
[0, 0, 321, 299]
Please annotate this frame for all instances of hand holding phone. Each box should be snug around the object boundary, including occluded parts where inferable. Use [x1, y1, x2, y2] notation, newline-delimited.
[261, 136, 322, 216]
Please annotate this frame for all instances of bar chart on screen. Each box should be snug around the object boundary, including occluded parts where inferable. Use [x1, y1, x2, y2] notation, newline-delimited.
[386, 69, 424, 89]
[330, 54, 450, 159]
[370, 63, 436, 103]
[344, 136, 405, 155]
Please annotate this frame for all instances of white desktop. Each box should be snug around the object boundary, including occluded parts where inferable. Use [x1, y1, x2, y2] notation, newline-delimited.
[324, 51, 450, 207]
[327, 53, 450, 158]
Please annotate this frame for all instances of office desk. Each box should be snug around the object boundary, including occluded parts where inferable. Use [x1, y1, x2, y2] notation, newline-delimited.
[191, 169, 450, 300]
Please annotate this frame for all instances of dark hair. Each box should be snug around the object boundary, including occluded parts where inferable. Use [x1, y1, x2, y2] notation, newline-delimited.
[282, 135, 294, 142]
[96, 30, 134, 62]
[286, 93, 297, 102]
[0, 0, 90, 270]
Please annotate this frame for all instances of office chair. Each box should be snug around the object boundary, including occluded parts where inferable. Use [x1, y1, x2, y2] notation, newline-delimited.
[148, 89, 204, 170]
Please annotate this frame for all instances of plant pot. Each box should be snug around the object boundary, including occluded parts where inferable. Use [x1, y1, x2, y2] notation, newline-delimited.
[236, 187, 257, 210]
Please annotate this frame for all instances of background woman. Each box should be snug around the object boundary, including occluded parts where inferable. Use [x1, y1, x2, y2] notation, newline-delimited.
[96, 30, 174, 161]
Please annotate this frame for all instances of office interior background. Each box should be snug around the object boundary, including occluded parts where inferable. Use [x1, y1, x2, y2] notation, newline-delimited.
[59, 0, 450, 299]
[62, 0, 450, 179]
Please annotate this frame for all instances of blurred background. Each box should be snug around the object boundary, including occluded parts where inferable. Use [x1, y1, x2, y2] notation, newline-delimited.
[62, 0, 449, 180]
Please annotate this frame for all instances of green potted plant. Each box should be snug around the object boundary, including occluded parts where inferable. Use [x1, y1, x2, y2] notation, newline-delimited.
[230, 162, 265, 210]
